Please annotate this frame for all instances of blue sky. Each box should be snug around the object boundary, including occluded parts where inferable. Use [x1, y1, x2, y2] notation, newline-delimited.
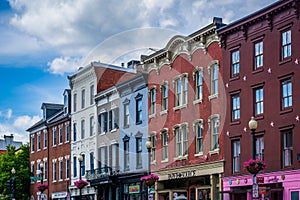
[0, 0, 276, 143]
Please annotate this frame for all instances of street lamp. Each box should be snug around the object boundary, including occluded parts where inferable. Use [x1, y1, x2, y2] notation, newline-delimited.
[78, 155, 83, 200]
[145, 139, 152, 175]
[145, 139, 152, 200]
[40, 163, 44, 184]
[248, 116, 258, 199]
[11, 167, 15, 199]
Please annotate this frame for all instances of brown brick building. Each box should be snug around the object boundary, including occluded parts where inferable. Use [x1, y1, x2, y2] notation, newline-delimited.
[27, 89, 71, 200]
[142, 18, 225, 200]
[218, 0, 300, 199]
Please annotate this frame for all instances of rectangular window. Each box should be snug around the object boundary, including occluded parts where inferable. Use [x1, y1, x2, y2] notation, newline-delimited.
[291, 191, 299, 200]
[255, 88, 264, 115]
[211, 65, 218, 95]
[151, 135, 156, 162]
[136, 138, 142, 168]
[65, 123, 70, 142]
[162, 85, 168, 111]
[256, 136, 264, 160]
[44, 131, 47, 148]
[175, 127, 182, 157]
[31, 136, 35, 152]
[73, 157, 77, 177]
[150, 88, 156, 115]
[81, 89, 85, 109]
[99, 147, 108, 173]
[111, 144, 119, 171]
[37, 134, 41, 150]
[81, 154, 85, 176]
[59, 126, 63, 144]
[136, 98, 142, 124]
[44, 160, 47, 180]
[124, 141, 130, 170]
[283, 130, 293, 167]
[162, 131, 168, 160]
[175, 126, 188, 157]
[124, 104, 130, 127]
[53, 162, 57, 181]
[73, 94, 77, 112]
[109, 108, 119, 131]
[59, 160, 63, 180]
[90, 116, 94, 136]
[282, 30, 291, 59]
[175, 75, 188, 107]
[53, 128, 57, 146]
[99, 112, 108, 133]
[73, 123, 77, 142]
[211, 117, 219, 150]
[196, 122, 203, 154]
[81, 120, 85, 139]
[231, 50, 240, 77]
[232, 140, 240, 173]
[282, 79, 292, 109]
[232, 94, 240, 121]
[254, 41, 263, 69]
[195, 71, 203, 100]
[66, 159, 69, 179]
[90, 152, 94, 171]
[90, 84, 94, 105]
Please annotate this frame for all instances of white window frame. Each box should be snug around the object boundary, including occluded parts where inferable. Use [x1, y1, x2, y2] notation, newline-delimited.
[150, 88, 156, 116]
[282, 29, 291, 60]
[209, 114, 220, 153]
[173, 123, 188, 159]
[233, 140, 240, 173]
[173, 74, 188, 109]
[161, 129, 168, 161]
[254, 41, 263, 69]
[194, 119, 203, 155]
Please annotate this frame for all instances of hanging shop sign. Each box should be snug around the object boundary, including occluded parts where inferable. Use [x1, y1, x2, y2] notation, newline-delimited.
[129, 185, 140, 194]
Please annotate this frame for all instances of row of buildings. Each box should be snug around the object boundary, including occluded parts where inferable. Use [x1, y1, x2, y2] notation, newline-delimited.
[27, 0, 300, 199]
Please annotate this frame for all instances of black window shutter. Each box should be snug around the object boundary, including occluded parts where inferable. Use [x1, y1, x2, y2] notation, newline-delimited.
[115, 108, 119, 129]
[104, 112, 108, 132]
[109, 110, 112, 131]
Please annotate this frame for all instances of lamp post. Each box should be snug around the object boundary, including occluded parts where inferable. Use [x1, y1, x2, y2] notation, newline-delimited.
[11, 167, 15, 199]
[248, 116, 258, 199]
[40, 163, 44, 184]
[145, 139, 152, 200]
[78, 154, 83, 200]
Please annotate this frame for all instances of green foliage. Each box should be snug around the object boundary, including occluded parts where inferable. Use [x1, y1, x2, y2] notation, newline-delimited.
[0, 143, 30, 199]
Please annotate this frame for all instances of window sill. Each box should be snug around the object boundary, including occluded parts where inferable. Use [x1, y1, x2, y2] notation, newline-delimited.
[53, 145, 57, 148]
[194, 152, 204, 157]
[173, 104, 187, 111]
[161, 159, 168, 163]
[110, 129, 117, 133]
[43, 147, 47, 150]
[37, 149, 41, 152]
[193, 99, 203, 105]
[230, 120, 240, 126]
[123, 125, 129, 129]
[136, 121, 142, 125]
[209, 149, 219, 155]
[208, 93, 218, 101]
[229, 75, 240, 82]
[149, 113, 156, 119]
[254, 115, 264, 120]
[160, 110, 168, 116]
[58, 143, 63, 146]
[252, 67, 264, 74]
[279, 57, 292, 66]
[174, 155, 188, 161]
[65, 141, 69, 144]
[99, 132, 106, 136]
[280, 107, 293, 115]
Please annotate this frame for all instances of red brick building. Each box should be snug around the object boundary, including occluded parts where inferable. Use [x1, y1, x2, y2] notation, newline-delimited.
[27, 89, 71, 200]
[142, 18, 225, 200]
[218, 0, 300, 199]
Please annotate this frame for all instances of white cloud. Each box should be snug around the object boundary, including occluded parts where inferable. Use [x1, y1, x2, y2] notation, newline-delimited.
[6, 109, 12, 119]
[13, 115, 40, 131]
[0, 115, 40, 144]
[47, 56, 82, 75]
[5, 0, 276, 74]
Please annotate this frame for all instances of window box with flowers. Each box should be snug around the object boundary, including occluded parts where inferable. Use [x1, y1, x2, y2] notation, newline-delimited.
[74, 180, 89, 189]
[140, 174, 159, 187]
[243, 158, 266, 174]
[36, 183, 48, 192]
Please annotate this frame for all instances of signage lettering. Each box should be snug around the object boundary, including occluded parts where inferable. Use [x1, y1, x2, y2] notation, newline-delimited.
[168, 170, 196, 180]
